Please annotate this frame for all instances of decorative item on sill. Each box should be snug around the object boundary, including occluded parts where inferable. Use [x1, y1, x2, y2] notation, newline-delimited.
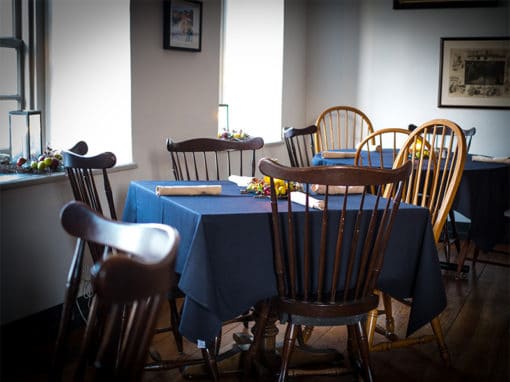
[9, 110, 42, 164]
[218, 129, 250, 141]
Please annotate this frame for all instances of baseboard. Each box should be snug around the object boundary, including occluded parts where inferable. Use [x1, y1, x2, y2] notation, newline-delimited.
[0, 296, 89, 344]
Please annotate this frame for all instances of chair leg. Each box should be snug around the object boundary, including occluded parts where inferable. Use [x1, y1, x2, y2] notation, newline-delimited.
[353, 321, 374, 382]
[201, 346, 220, 382]
[365, 308, 378, 351]
[381, 292, 395, 336]
[449, 210, 461, 254]
[278, 323, 298, 382]
[168, 296, 183, 353]
[430, 316, 450, 367]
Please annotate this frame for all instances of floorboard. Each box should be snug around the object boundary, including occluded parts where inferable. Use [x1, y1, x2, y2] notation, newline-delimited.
[1, 241, 508, 381]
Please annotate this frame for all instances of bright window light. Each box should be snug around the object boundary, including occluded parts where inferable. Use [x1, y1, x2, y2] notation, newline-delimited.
[220, 0, 284, 143]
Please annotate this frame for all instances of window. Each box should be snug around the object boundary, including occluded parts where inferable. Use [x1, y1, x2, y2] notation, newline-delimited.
[0, 0, 132, 167]
[219, 0, 284, 143]
[0, 0, 44, 157]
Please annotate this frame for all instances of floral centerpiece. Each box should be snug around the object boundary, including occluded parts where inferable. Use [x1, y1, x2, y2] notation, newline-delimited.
[243, 176, 302, 198]
[218, 129, 250, 141]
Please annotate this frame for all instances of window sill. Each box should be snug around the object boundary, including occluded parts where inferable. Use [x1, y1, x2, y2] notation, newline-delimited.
[0, 163, 137, 190]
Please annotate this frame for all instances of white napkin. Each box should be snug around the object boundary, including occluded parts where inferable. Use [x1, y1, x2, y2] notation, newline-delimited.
[156, 185, 222, 196]
[311, 184, 364, 194]
[228, 175, 254, 187]
[290, 191, 324, 210]
[472, 155, 510, 164]
[322, 151, 356, 159]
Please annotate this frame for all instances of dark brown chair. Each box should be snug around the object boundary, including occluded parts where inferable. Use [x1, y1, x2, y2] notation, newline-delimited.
[51, 145, 120, 379]
[367, 119, 467, 366]
[52, 201, 180, 381]
[247, 158, 411, 381]
[167, 137, 264, 180]
[283, 125, 317, 167]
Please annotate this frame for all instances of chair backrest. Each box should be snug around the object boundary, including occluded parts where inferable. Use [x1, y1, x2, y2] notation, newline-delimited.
[62, 147, 118, 262]
[166, 137, 264, 180]
[57, 201, 179, 381]
[394, 119, 467, 242]
[258, 158, 411, 316]
[409, 124, 476, 153]
[354, 128, 411, 168]
[283, 125, 317, 167]
[314, 106, 374, 152]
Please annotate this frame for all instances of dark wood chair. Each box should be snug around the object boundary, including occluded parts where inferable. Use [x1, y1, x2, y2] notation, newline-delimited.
[247, 158, 411, 382]
[61, 144, 186, 361]
[51, 145, 120, 379]
[167, 137, 264, 180]
[410, 124, 477, 263]
[52, 201, 181, 381]
[367, 119, 467, 366]
[282, 125, 317, 167]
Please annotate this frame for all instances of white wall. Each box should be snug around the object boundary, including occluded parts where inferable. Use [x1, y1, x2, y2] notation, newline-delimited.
[305, 0, 510, 157]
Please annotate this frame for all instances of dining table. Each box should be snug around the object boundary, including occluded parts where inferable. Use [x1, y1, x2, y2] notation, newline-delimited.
[122, 179, 446, 349]
[313, 150, 510, 266]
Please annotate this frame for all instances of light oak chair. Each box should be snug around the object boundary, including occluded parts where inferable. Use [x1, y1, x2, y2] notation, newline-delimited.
[354, 128, 411, 169]
[366, 119, 467, 366]
[314, 106, 374, 152]
[52, 201, 180, 381]
[283, 125, 317, 167]
[247, 158, 411, 382]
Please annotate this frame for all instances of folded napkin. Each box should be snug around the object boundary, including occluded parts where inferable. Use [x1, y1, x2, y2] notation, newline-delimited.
[472, 155, 510, 164]
[228, 175, 254, 187]
[311, 184, 364, 194]
[290, 191, 324, 210]
[155, 185, 222, 196]
[321, 151, 356, 159]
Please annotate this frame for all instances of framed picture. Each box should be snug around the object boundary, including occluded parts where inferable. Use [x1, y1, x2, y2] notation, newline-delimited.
[163, 0, 202, 52]
[394, 0, 498, 9]
[438, 37, 510, 109]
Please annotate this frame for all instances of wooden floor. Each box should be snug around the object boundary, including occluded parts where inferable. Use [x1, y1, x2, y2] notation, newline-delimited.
[2, 242, 509, 381]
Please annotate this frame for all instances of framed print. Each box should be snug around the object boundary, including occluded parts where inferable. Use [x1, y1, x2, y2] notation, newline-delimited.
[438, 37, 510, 109]
[163, 0, 202, 52]
[394, 0, 498, 9]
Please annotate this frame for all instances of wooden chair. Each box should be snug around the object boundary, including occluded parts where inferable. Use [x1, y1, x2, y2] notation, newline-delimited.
[61, 145, 185, 369]
[282, 125, 317, 167]
[167, 137, 264, 180]
[366, 119, 467, 366]
[354, 128, 411, 168]
[51, 145, 120, 377]
[314, 106, 374, 152]
[443, 127, 476, 261]
[52, 201, 181, 381]
[354, 128, 411, 195]
[247, 158, 411, 382]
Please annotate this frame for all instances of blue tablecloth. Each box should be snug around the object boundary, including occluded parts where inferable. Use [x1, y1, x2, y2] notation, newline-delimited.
[313, 150, 510, 252]
[123, 180, 445, 344]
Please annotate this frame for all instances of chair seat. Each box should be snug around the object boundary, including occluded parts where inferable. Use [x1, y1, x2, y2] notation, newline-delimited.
[278, 294, 379, 326]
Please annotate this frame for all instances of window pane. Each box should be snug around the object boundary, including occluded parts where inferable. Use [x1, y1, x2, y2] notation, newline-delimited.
[0, 1, 13, 36]
[0, 47, 18, 95]
[221, 0, 284, 143]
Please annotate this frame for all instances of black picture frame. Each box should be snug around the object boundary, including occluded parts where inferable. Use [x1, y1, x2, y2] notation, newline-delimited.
[394, 0, 498, 9]
[163, 0, 202, 52]
[438, 37, 510, 109]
